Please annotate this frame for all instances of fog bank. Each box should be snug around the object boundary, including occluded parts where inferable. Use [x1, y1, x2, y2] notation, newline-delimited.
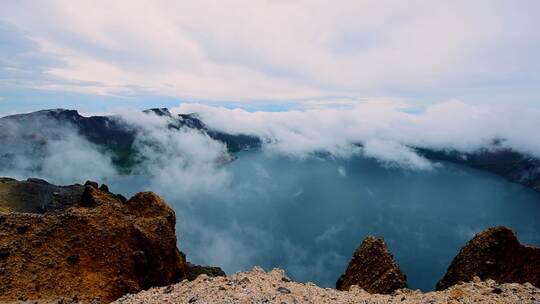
[174, 100, 540, 169]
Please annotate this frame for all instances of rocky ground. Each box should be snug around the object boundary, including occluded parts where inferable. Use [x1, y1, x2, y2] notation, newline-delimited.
[0, 180, 185, 303]
[114, 267, 540, 304]
[0, 178, 224, 303]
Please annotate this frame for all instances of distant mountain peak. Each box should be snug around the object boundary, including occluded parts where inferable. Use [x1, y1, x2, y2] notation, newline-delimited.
[2, 108, 81, 122]
[142, 108, 172, 117]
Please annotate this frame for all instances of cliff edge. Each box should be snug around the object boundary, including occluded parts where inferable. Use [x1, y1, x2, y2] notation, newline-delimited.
[0, 178, 186, 303]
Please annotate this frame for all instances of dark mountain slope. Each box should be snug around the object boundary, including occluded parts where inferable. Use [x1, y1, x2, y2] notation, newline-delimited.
[0, 108, 261, 170]
[1, 108, 538, 192]
[416, 148, 540, 192]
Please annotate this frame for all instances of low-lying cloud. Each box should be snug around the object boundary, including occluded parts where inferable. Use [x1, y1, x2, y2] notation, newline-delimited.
[0, 109, 232, 199]
[2, 99, 537, 186]
[117, 110, 232, 200]
[173, 100, 540, 169]
[0, 116, 116, 184]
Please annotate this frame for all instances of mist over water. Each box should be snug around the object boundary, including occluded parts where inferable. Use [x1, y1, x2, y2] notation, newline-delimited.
[2, 104, 540, 291]
[110, 151, 540, 291]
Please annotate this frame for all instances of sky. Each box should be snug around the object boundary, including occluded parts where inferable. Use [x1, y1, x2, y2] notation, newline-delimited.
[1, 0, 540, 115]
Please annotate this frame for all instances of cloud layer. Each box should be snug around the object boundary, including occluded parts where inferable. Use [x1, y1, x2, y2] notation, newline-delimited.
[2, 100, 539, 184]
[117, 110, 232, 200]
[0, 110, 231, 199]
[0, 116, 117, 184]
[1, 0, 540, 105]
[173, 100, 540, 168]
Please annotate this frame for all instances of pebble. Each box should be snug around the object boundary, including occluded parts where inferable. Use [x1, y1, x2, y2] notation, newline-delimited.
[163, 285, 173, 294]
[277, 287, 291, 294]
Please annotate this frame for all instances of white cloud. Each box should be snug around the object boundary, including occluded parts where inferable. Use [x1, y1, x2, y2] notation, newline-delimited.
[1, 0, 539, 103]
[117, 110, 232, 200]
[337, 166, 347, 177]
[0, 116, 117, 184]
[315, 225, 344, 243]
[363, 139, 433, 170]
[172, 100, 540, 169]
[0, 109, 232, 199]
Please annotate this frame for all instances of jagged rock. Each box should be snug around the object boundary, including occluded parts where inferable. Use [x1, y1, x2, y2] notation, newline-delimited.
[185, 262, 226, 281]
[26, 177, 50, 185]
[80, 185, 101, 207]
[436, 226, 540, 290]
[0, 178, 187, 303]
[84, 180, 99, 189]
[116, 193, 128, 203]
[178, 251, 226, 281]
[336, 236, 407, 294]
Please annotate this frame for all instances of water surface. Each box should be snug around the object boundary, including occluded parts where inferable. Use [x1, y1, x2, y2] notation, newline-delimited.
[116, 152, 540, 291]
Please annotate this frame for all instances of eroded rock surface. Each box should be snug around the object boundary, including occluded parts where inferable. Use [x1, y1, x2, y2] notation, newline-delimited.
[437, 226, 540, 290]
[0, 178, 186, 303]
[336, 236, 407, 294]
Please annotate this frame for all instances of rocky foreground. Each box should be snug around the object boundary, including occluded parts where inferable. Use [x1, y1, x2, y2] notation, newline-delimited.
[1, 177, 539, 303]
[114, 267, 540, 304]
[0, 178, 223, 303]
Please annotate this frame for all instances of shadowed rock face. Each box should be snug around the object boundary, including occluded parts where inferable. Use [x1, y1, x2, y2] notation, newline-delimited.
[336, 236, 407, 294]
[0, 177, 85, 213]
[0, 178, 186, 303]
[0, 108, 261, 165]
[437, 226, 540, 290]
[184, 262, 227, 281]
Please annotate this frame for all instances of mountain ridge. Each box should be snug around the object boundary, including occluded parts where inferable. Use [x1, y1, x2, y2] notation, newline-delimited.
[1, 108, 539, 192]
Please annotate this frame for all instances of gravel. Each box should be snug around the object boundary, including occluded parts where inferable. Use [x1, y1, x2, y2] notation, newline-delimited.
[113, 267, 540, 304]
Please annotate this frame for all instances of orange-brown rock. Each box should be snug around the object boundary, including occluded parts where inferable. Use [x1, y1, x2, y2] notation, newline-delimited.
[0, 178, 186, 303]
[436, 226, 540, 290]
[336, 236, 407, 294]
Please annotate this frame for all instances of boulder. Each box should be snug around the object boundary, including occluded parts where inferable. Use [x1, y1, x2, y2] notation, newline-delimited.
[0, 178, 187, 303]
[336, 236, 407, 294]
[436, 226, 540, 290]
[185, 262, 226, 281]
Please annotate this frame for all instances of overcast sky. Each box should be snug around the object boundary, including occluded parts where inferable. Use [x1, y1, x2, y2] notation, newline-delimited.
[1, 0, 539, 114]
